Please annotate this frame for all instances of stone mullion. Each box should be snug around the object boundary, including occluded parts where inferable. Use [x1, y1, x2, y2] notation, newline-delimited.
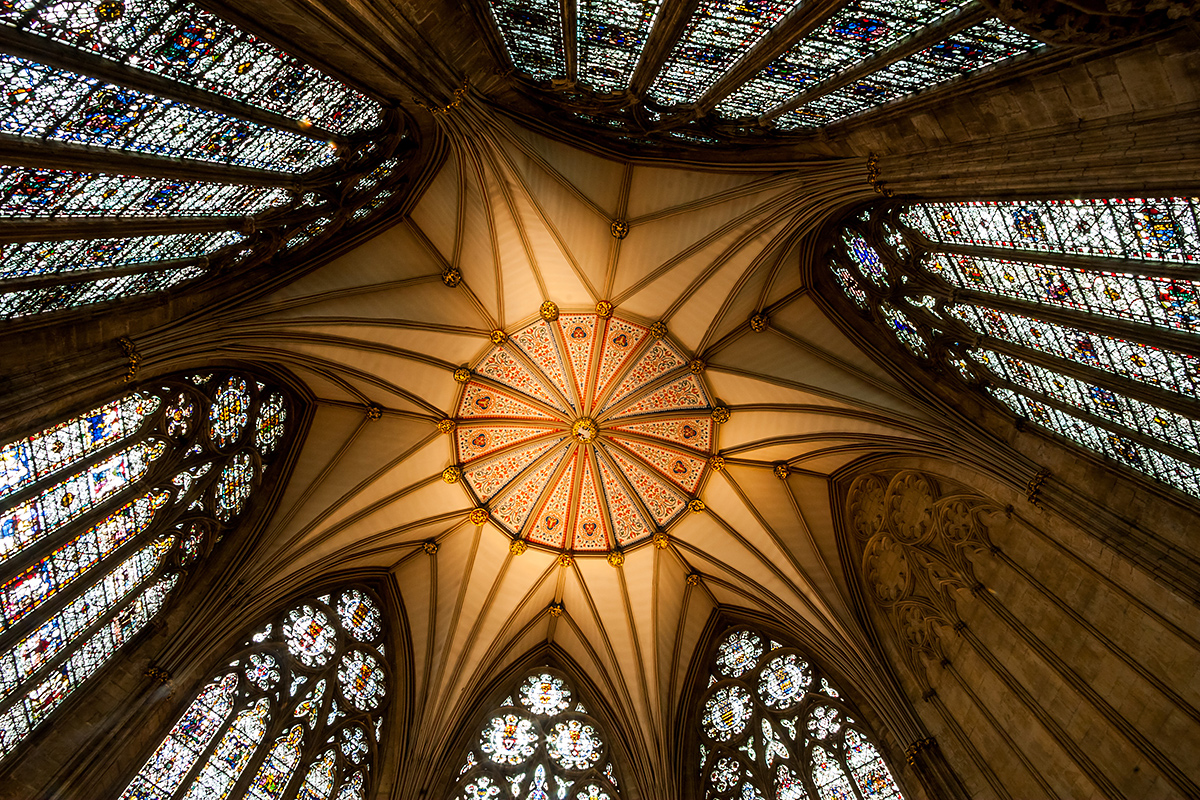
[626, 0, 704, 97]
[973, 366, 1200, 469]
[0, 25, 351, 145]
[562, 0, 577, 83]
[762, 3, 992, 123]
[0, 256, 207, 294]
[692, 0, 847, 115]
[0, 133, 311, 190]
[0, 532, 181, 727]
[961, 568, 1200, 797]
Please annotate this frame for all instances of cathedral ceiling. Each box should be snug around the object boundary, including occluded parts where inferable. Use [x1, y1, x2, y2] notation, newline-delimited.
[176, 103, 969, 782]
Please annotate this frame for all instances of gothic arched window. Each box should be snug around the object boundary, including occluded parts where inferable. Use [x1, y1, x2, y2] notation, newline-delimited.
[120, 586, 388, 800]
[0, 0, 408, 319]
[482, 0, 1046, 145]
[451, 669, 622, 800]
[828, 197, 1200, 500]
[0, 370, 290, 760]
[699, 628, 905, 800]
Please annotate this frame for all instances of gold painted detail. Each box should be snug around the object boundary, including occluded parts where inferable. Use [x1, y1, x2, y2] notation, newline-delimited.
[689, 359, 706, 374]
[441, 266, 462, 287]
[548, 601, 564, 617]
[649, 321, 667, 338]
[61, 492, 74, 508]
[686, 573, 701, 586]
[773, 463, 790, 480]
[510, 539, 527, 555]
[867, 154, 894, 198]
[709, 455, 725, 470]
[366, 404, 383, 421]
[688, 498, 706, 513]
[413, 77, 469, 116]
[749, 312, 769, 333]
[423, 540, 439, 555]
[469, 508, 489, 526]
[540, 300, 559, 321]
[436, 418, 456, 434]
[1026, 468, 1050, 508]
[652, 531, 670, 549]
[557, 553, 574, 568]
[118, 337, 140, 383]
[610, 220, 630, 239]
[453, 368, 471, 383]
[905, 737, 936, 765]
[571, 417, 598, 444]
[596, 300, 614, 318]
[607, 551, 625, 567]
[711, 406, 731, 424]
[144, 663, 171, 683]
[442, 465, 462, 484]
[489, 329, 507, 344]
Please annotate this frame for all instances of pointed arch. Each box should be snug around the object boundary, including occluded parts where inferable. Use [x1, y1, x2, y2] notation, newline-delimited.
[694, 626, 908, 800]
[119, 584, 390, 800]
[0, 368, 298, 762]
[447, 666, 624, 800]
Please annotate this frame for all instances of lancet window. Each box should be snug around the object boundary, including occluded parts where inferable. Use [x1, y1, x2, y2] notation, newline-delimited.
[698, 628, 905, 800]
[451, 669, 622, 800]
[120, 586, 388, 800]
[0, 370, 290, 760]
[828, 197, 1200, 500]
[0, 0, 409, 319]
[480, 0, 1046, 144]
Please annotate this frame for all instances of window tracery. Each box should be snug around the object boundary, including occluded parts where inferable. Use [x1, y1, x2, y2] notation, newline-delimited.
[698, 628, 905, 800]
[828, 197, 1200, 499]
[119, 586, 387, 800]
[0, 0, 409, 319]
[479, 0, 1047, 145]
[0, 370, 290, 760]
[450, 669, 622, 800]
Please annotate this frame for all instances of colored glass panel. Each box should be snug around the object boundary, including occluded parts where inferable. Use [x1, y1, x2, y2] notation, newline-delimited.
[0, 266, 205, 318]
[254, 394, 287, 456]
[702, 685, 753, 741]
[649, 0, 801, 106]
[926, 252, 1200, 333]
[845, 730, 902, 800]
[181, 698, 271, 800]
[336, 649, 385, 711]
[777, 19, 1043, 128]
[295, 749, 336, 800]
[246, 724, 305, 800]
[716, 629, 764, 677]
[120, 674, 239, 800]
[0, 166, 292, 218]
[487, 0, 566, 80]
[577, 0, 662, 92]
[811, 744, 856, 800]
[902, 197, 1200, 264]
[7, 0, 382, 135]
[719, 0, 969, 118]
[213, 451, 255, 521]
[1, 55, 338, 173]
[0, 393, 158, 501]
[0, 231, 241, 280]
[546, 719, 603, 770]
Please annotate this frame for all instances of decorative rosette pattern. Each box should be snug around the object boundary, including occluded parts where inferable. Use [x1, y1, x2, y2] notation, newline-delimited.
[452, 311, 716, 553]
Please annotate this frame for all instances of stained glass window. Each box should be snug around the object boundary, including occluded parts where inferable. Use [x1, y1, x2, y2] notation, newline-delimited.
[828, 197, 1200, 499]
[487, 0, 566, 80]
[120, 586, 388, 800]
[698, 627, 907, 800]
[0, 0, 406, 319]
[451, 669, 623, 799]
[0, 370, 290, 761]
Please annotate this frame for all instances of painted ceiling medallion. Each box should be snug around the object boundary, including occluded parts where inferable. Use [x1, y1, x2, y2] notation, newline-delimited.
[452, 310, 717, 553]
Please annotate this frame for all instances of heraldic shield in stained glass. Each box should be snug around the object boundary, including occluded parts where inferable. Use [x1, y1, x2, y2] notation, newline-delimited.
[451, 309, 718, 554]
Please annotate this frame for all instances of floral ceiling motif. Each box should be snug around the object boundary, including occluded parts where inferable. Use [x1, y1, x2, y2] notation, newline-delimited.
[452, 308, 718, 553]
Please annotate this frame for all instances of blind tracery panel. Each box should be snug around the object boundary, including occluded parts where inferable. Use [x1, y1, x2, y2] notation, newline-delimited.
[120, 586, 388, 800]
[0, 370, 290, 760]
[828, 197, 1200, 499]
[0, 0, 409, 319]
[450, 669, 622, 800]
[698, 628, 905, 800]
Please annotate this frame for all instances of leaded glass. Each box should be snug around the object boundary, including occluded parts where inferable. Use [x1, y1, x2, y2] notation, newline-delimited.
[649, 0, 801, 107]
[719, 0, 972, 118]
[487, 0, 566, 80]
[576, 0, 662, 93]
[121, 587, 387, 800]
[453, 669, 622, 799]
[829, 198, 1200, 501]
[776, 19, 1044, 128]
[699, 628, 907, 800]
[1, 55, 338, 173]
[0, 371, 290, 761]
[716, 629, 764, 677]
[7, 0, 382, 135]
